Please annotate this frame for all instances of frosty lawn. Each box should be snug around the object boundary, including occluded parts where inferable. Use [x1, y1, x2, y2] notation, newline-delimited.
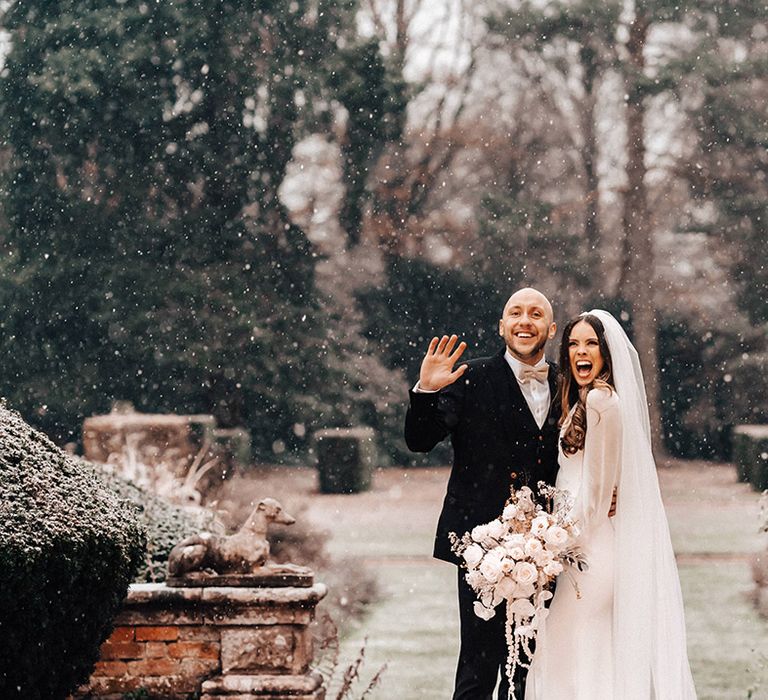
[295, 462, 768, 699]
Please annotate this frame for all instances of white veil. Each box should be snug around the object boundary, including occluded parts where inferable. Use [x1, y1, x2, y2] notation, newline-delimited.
[587, 310, 697, 699]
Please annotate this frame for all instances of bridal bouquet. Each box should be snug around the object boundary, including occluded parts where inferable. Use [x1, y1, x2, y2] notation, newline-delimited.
[449, 482, 585, 698]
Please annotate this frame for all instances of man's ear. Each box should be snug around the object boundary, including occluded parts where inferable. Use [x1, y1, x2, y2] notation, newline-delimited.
[498, 319, 504, 337]
[548, 322, 557, 339]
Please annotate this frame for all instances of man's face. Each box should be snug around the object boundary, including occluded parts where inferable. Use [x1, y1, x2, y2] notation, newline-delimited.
[498, 289, 556, 365]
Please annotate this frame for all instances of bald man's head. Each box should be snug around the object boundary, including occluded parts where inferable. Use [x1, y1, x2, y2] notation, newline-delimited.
[498, 287, 556, 365]
[503, 288, 553, 324]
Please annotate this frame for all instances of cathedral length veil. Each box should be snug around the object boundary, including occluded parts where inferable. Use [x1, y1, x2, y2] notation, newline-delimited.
[588, 310, 697, 698]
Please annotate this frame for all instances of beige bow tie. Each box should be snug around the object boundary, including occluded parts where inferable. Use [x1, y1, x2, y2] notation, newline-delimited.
[519, 365, 549, 384]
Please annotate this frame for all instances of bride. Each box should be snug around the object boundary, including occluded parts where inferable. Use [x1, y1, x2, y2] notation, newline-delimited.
[525, 310, 697, 699]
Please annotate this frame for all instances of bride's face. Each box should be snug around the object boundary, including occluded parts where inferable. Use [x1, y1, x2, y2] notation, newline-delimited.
[568, 321, 604, 386]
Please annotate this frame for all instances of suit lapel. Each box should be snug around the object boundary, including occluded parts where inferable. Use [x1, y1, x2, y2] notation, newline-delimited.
[487, 351, 513, 427]
[546, 360, 559, 420]
[489, 349, 540, 435]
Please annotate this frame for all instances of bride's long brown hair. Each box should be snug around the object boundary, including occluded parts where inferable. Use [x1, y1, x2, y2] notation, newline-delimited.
[558, 314, 614, 454]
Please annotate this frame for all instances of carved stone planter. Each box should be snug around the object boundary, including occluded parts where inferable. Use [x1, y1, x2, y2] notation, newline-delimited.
[83, 411, 216, 470]
[74, 581, 327, 699]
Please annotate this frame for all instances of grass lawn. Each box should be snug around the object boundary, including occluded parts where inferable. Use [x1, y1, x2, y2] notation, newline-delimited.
[307, 462, 768, 700]
[682, 562, 768, 699]
[328, 563, 458, 699]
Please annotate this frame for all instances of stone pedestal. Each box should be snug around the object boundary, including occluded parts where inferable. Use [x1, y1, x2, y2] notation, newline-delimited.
[75, 582, 327, 700]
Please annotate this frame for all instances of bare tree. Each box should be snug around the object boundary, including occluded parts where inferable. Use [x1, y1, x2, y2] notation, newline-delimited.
[340, 0, 485, 255]
[485, 1, 623, 295]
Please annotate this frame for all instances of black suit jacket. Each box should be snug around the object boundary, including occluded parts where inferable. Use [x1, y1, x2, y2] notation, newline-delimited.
[405, 348, 560, 564]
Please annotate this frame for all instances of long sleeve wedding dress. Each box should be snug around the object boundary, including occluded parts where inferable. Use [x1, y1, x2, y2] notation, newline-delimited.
[525, 310, 697, 700]
[525, 388, 620, 699]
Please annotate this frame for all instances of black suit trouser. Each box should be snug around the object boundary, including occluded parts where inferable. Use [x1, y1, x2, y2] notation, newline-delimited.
[453, 568, 526, 700]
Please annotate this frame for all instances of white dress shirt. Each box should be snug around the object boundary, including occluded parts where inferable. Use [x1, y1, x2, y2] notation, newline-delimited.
[504, 350, 550, 429]
[413, 350, 551, 429]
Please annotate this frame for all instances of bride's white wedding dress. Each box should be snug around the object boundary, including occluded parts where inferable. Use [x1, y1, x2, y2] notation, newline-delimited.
[525, 388, 620, 700]
[525, 309, 697, 700]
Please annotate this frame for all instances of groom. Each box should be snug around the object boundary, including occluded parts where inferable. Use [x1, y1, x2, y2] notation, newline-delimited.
[404, 287, 560, 699]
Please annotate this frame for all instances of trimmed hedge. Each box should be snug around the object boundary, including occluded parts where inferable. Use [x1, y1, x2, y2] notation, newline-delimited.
[0, 403, 145, 699]
[732, 425, 768, 491]
[97, 467, 219, 583]
[314, 427, 376, 494]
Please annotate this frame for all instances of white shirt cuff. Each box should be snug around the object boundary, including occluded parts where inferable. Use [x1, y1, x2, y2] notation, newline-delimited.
[413, 380, 439, 393]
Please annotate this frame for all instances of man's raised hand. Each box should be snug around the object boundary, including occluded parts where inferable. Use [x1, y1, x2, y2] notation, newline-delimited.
[419, 335, 468, 392]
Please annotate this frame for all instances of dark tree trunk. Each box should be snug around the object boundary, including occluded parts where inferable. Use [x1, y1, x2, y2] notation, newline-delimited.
[618, 10, 665, 456]
[579, 45, 602, 293]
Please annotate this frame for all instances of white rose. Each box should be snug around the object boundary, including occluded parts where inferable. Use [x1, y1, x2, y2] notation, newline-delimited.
[505, 544, 525, 561]
[493, 575, 517, 605]
[533, 548, 554, 567]
[501, 557, 515, 573]
[462, 543, 484, 570]
[544, 525, 569, 550]
[530, 515, 550, 537]
[486, 519, 505, 541]
[473, 601, 496, 621]
[512, 561, 538, 586]
[491, 545, 507, 558]
[524, 538, 543, 557]
[479, 550, 504, 583]
[502, 503, 518, 521]
[504, 533, 525, 548]
[471, 524, 490, 543]
[544, 561, 564, 577]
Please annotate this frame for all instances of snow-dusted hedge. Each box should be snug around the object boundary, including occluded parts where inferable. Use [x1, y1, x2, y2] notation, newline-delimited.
[0, 404, 145, 699]
[733, 425, 768, 491]
[97, 467, 219, 583]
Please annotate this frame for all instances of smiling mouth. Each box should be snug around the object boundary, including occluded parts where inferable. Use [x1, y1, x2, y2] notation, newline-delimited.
[515, 332, 534, 340]
[575, 360, 593, 379]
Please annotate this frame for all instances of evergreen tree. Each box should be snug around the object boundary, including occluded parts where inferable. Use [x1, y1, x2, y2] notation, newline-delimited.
[0, 1, 366, 455]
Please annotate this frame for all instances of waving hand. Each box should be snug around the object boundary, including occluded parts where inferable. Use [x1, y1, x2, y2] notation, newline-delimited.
[419, 335, 468, 392]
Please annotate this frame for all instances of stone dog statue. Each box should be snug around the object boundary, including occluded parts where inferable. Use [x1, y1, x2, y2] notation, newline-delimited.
[168, 497, 302, 578]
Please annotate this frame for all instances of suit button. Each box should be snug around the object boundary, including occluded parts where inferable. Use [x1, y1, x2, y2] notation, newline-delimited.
[537, 459, 542, 465]
[539, 435, 544, 441]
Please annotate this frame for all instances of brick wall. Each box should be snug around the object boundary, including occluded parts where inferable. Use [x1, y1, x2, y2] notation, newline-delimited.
[73, 583, 326, 700]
